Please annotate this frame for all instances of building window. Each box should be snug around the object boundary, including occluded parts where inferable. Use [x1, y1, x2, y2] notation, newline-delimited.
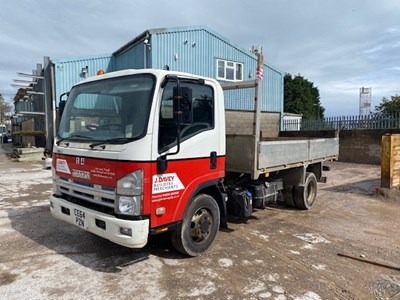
[217, 59, 243, 81]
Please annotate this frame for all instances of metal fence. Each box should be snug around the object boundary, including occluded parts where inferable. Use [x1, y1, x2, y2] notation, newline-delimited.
[283, 112, 400, 131]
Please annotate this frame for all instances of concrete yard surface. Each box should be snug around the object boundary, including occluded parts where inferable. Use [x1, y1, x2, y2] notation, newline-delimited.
[0, 147, 399, 299]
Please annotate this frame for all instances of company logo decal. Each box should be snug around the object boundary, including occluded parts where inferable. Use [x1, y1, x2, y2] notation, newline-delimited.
[56, 159, 71, 174]
[152, 173, 184, 194]
[72, 169, 91, 180]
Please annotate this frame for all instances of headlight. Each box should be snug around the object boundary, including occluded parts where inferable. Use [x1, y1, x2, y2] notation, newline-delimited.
[116, 170, 144, 216]
[116, 196, 142, 215]
[117, 169, 143, 195]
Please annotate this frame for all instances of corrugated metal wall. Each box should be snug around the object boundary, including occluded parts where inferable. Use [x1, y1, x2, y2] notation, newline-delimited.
[150, 26, 283, 112]
[114, 41, 146, 70]
[53, 54, 114, 104]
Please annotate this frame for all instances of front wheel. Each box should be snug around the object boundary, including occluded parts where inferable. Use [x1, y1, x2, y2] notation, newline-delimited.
[171, 194, 220, 256]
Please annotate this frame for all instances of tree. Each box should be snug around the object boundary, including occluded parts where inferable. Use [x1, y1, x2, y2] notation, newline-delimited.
[284, 74, 325, 120]
[0, 94, 12, 124]
[375, 95, 400, 115]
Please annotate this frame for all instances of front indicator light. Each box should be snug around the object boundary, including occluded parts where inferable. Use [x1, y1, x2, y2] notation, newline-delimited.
[156, 207, 166, 215]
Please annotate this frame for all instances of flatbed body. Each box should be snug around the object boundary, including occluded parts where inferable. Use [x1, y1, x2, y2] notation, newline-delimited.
[226, 134, 339, 177]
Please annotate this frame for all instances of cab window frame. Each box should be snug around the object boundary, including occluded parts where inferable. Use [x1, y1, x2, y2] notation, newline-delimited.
[158, 80, 215, 153]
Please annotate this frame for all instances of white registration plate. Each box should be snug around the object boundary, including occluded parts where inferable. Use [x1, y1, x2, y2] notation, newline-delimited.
[74, 208, 86, 228]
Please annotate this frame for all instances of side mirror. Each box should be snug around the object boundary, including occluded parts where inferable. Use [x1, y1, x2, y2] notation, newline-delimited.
[59, 100, 66, 118]
[58, 92, 70, 118]
[173, 86, 193, 125]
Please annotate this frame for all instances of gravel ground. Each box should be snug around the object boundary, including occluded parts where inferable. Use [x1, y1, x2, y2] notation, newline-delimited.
[0, 144, 399, 300]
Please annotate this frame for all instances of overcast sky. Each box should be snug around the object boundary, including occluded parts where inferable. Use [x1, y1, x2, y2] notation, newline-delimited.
[1, 0, 399, 116]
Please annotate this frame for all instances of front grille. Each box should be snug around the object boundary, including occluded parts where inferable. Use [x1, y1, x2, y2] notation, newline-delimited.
[57, 177, 116, 209]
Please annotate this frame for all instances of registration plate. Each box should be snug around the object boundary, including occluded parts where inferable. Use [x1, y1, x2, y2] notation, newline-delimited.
[74, 208, 86, 228]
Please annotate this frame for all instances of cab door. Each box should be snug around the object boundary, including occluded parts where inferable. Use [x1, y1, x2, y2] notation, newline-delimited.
[149, 78, 225, 228]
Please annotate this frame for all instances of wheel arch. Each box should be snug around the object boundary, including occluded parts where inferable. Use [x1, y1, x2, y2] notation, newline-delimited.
[306, 162, 322, 181]
[182, 179, 227, 229]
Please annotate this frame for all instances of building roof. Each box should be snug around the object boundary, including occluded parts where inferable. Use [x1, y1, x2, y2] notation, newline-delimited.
[112, 25, 280, 72]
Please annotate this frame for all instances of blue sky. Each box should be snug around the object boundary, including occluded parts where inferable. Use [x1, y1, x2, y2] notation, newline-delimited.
[1, 0, 399, 116]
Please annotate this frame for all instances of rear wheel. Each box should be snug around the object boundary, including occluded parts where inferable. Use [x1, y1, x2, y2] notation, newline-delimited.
[294, 172, 318, 210]
[171, 194, 220, 256]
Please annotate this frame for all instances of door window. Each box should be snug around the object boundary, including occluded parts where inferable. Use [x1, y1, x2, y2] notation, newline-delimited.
[158, 81, 214, 152]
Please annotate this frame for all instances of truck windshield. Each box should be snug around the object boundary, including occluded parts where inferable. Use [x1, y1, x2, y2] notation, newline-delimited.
[58, 74, 155, 143]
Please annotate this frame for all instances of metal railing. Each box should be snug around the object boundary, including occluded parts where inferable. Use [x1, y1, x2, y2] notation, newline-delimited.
[283, 112, 400, 131]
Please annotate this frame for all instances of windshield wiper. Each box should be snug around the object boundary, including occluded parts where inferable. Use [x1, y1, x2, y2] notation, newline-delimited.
[89, 137, 133, 149]
[56, 135, 93, 146]
[56, 138, 67, 146]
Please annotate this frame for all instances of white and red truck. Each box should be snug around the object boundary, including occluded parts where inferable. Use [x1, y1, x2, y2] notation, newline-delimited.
[50, 64, 338, 256]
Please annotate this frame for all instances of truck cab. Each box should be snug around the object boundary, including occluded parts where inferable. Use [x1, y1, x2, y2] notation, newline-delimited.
[50, 69, 226, 256]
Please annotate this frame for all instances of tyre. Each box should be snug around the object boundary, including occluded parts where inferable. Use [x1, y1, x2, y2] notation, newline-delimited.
[171, 194, 220, 256]
[294, 172, 317, 210]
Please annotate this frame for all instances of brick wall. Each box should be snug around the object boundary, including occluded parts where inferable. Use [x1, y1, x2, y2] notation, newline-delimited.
[226, 110, 280, 137]
[338, 129, 400, 164]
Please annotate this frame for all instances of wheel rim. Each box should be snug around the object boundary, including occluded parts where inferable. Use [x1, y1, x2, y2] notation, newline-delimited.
[190, 208, 213, 243]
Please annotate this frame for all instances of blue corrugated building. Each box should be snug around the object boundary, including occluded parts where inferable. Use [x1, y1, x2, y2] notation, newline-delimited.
[53, 25, 283, 114]
[53, 54, 115, 103]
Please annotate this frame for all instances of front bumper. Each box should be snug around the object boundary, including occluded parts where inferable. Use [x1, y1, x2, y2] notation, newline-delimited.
[49, 195, 149, 248]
